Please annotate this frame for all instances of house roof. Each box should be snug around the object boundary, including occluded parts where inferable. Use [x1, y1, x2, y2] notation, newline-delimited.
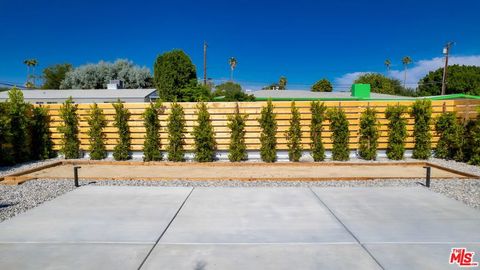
[251, 90, 406, 100]
[0, 89, 157, 100]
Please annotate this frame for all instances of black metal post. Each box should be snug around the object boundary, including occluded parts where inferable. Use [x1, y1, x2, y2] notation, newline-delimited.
[74, 166, 81, 187]
[423, 166, 431, 188]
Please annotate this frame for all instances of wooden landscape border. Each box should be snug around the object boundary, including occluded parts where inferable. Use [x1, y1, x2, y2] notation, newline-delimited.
[1, 159, 478, 185]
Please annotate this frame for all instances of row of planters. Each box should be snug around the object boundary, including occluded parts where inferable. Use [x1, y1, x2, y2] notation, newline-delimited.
[0, 89, 56, 166]
[58, 97, 480, 164]
[1, 88, 479, 165]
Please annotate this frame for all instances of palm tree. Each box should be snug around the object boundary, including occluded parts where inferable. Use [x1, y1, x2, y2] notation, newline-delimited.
[229, 57, 237, 81]
[384, 59, 391, 73]
[23, 59, 38, 88]
[402, 56, 412, 88]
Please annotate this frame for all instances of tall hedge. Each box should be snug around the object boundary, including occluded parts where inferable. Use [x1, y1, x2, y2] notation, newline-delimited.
[286, 101, 302, 162]
[434, 112, 463, 161]
[167, 102, 186, 161]
[31, 107, 55, 160]
[58, 97, 80, 159]
[465, 112, 480, 165]
[411, 100, 432, 159]
[192, 102, 216, 162]
[326, 107, 350, 161]
[259, 100, 277, 162]
[7, 88, 32, 163]
[113, 101, 131, 161]
[87, 103, 107, 160]
[385, 105, 407, 160]
[143, 102, 163, 161]
[310, 101, 326, 161]
[0, 102, 13, 165]
[227, 103, 248, 162]
[358, 107, 379, 160]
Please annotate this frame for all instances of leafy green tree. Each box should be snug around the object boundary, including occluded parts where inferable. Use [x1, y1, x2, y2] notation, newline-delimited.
[385, 105, 407, 160]
[310, 101, 326, 161]
[278, 76, 287, 90]
[213, 82, 255, 101]
[42, 63, 72, 89]
[227, 103, 248, 162]
[179, 81, 212, 102]
[358, 107, 379, 160]
[6, 88, 32, 162]
[87, 103, 107, 160]
[259, 100, 277, 162]
[417, 65, 480, 96]
[143, 102, 163, 161]
[167, 102, 186, 161]
[0, 102, 13, 164]
[464, 110, 480, 165]
[434, 112, 463, 160]
[286, 101, 302, 161]
[61, 59, 152, 89]
[31, 107, 55, 160]
[410, 100, 432, 159]
[354, 73, 415, 96]
[113, 101, 131, 160]
[326, 107, 350, 161]
[154, 50, 197, 101]
[58, 97, 80, 159]
[311, 79, 333, 92]
[192, 102, 216, 162]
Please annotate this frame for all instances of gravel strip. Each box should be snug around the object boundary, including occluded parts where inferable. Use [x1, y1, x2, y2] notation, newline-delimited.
[1, 158, 479, 223]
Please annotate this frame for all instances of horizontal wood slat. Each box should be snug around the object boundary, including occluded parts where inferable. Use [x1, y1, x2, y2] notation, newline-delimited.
[39, 100, 480, 152]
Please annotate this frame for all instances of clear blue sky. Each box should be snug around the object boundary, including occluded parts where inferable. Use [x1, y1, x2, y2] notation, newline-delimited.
[1, 0, 479, 90]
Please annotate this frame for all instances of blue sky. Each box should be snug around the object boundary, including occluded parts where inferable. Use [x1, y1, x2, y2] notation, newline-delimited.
[1, 0, 479, 90]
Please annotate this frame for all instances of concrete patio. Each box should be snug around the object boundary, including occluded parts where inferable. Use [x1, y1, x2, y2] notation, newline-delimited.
[0, 186, 479, 269]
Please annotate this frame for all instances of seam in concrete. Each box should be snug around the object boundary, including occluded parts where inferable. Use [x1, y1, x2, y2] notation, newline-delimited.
[308, 187, 386, 270]
[136, 187, 195, 270]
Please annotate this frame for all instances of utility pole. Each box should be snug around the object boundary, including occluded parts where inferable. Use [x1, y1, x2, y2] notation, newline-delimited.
[203, 41, 208, 86]
[441, 42, 454, 95]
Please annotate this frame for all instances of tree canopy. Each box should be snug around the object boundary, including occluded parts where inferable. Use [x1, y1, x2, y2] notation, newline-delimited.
[354, 73, 415, 96]
[42, 63, 72, 89]
[263, 76, 287, 90]
[154, 50, 197, 101]
[60, 59, 153, 89]
[311, 79, 333, 92]
[417, 65, 480, 96]
[213, 82, 254, 101]
[179, 81, 212, 102]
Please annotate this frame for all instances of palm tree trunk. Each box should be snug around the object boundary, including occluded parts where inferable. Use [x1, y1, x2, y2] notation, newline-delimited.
[230, 68, 233, 81]
[403, 66, 407, 88]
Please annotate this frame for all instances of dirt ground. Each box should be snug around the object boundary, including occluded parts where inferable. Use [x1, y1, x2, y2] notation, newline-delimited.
[24, 163, 464, 181]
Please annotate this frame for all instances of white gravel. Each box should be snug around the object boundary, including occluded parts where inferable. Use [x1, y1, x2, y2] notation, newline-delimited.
[1, 158, 479, 223]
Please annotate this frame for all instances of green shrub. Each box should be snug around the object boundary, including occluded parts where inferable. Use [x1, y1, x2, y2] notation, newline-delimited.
[310, 101, 326, 161]
[167, 102, 186, 161]
[112, 101, 131, 161]
[434, 112, 463, 160]
[6, 88, 32, 163]
[326, 107, 350, 161]
[358, 107, 379, 160]
[259, 100, 277, 162]
[227, 103, 248, 162]
[0, 102, 13, 165]
[385, 105, 407, 160]
[465, 112, 480, 165]
[410, 100, 432, 159]
[192, 102, 216, 162]
[58, 97, 80, 159]
[31, 107, 55, 160]
[143, 102, 163, 161]
[286, 101, 302, 161]
[87, 103, 107, 160]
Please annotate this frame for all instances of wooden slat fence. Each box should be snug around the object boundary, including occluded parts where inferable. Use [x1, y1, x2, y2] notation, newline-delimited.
[43, 100, 480, 152]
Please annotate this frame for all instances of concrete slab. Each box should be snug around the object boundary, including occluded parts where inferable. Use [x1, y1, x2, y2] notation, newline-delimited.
[0, 243, 151, 270]
[160, 187, 355, 243]
[365, 243, 480, 270]
[141, 243, 382, 270]
[311, 187, 480, 243]
[0, 186, 192, 243]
